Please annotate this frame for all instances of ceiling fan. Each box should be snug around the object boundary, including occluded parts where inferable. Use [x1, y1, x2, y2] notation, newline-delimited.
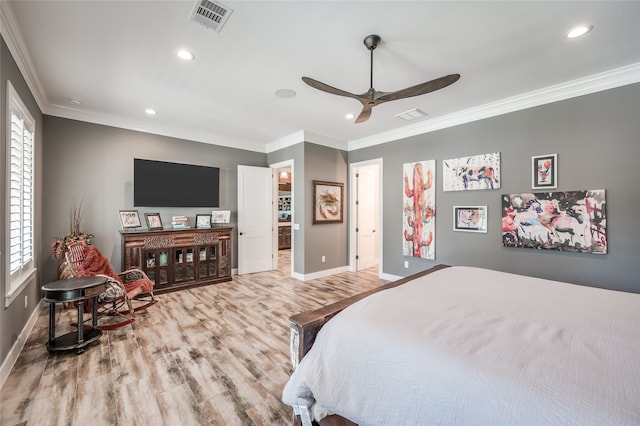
[302, 34, 460, 123]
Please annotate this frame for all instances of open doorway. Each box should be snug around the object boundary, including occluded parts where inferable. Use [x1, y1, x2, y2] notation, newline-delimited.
[350, 159, 382, 275]
[272, 160, 293, 275]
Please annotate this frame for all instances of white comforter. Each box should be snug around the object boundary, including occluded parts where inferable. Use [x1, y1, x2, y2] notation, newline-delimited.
[282, 266, 640, 425]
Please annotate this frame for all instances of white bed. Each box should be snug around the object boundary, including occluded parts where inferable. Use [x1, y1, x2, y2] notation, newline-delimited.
[283, 266, 640, 426]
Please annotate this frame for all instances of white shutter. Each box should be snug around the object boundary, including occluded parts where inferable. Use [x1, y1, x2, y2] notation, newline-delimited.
[5, 81, 36, 303]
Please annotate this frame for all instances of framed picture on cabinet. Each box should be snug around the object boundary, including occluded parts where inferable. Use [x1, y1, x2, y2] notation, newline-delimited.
[212, 210, 231, 224]
[144, 213, 163, 230]
[119, 210, 141, 229]
[196, 214, 212, 229]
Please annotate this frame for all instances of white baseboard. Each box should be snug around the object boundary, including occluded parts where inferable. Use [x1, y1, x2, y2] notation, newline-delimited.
[380, 272, 403, 282]
[0, 300, 44, 389]
[292, 266, 349, 282]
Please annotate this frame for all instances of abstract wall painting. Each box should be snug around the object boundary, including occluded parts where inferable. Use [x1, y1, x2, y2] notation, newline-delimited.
[443, 152, 501, 191]
[402, 160, 436, 259]
[312, 180, 344, 224]
[501, 189, 607, 254]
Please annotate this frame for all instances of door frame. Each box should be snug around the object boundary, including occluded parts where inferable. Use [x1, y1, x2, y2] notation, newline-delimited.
[349, 158, 383, 276]
[270, 159, 294, 275]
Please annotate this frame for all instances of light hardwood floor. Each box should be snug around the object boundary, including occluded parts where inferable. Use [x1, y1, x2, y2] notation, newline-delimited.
[0, 251, 385, 426]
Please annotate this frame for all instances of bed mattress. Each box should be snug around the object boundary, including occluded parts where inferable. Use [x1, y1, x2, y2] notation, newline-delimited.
[282, 266, 640, 425]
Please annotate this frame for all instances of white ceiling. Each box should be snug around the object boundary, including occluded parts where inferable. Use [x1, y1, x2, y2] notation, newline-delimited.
[3, 1, 640, 153]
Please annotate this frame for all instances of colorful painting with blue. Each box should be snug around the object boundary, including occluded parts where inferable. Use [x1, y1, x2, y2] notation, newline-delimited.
[501, 189, 607, 254]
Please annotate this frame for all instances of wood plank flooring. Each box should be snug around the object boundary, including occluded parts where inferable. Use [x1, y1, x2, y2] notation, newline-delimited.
[0, 251, 386, 426]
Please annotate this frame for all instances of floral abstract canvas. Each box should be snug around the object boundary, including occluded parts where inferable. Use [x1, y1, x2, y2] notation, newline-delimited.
[502, 189, 607, 253]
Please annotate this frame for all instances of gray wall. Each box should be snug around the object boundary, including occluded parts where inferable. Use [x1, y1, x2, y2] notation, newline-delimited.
[349, 83, 640, 293]
[303, 143, 349, 273]
[268, 142, 348, 275]
[1, 37, 44, 365]
[42, 116, 267, 284]
[268, 142, 305, 273]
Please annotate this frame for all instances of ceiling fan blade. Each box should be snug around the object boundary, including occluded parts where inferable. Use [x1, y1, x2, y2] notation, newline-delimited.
[355, 105, 373, 123]
[302, 76, 359, 99]
[376, 74, 460, 102]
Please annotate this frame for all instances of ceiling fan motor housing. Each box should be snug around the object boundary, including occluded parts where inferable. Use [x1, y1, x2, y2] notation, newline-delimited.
[364, 34, 381, 50]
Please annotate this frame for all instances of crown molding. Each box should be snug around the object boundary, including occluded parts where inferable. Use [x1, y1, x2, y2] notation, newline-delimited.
[302, 131, 348, 151]
[0, 2, 48, 112]
[46, 103, 268, 153]
[266, 130, 305, 152]
[348, 62, 640, 151]
[266, 130, 348, 153]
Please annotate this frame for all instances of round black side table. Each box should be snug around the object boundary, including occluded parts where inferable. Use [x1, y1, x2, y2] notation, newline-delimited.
[41, 276, 108, 354]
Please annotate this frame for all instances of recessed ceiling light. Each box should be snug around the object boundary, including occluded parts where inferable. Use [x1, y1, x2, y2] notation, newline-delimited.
[275, 88, 296, 99]
[345, 113, 355, 120]
[177, 49, 195, 61]
[145, 108, 156, 115]
[566, 25, 593, 39]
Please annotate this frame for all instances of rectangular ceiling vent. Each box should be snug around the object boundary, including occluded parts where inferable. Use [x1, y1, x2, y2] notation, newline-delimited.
[190, 0, 233, 32]
[396, 108, 428, 121]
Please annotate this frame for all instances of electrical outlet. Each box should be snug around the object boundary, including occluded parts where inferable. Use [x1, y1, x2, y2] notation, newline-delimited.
[24, 295, 28, 308]
[321, 256, 326, 262]
[404, 261, 409, 268]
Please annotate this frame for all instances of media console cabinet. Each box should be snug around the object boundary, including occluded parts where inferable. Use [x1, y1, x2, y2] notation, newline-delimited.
[121, 227, 232, 294]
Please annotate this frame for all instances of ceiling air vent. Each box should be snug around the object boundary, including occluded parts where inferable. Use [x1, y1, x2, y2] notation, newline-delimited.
[190, 0, 233, 32]
[396, 108, 428, 121]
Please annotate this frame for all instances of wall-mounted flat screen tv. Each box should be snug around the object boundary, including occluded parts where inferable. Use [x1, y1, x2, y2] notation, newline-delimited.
[134, 158, 220, 207]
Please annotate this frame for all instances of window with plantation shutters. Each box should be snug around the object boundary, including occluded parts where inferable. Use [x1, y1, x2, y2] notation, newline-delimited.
[5, 81, 36, 305]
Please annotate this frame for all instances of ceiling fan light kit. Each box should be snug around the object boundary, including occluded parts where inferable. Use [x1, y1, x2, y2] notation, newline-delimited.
[302, 34, 460, 123]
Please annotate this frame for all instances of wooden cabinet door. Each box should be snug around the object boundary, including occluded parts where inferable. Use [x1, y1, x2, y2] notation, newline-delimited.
[197, 244, 218, 280]
[173, 247, 196, 284]
[219, 236, 231, 277]
[142, 248, 171, 286]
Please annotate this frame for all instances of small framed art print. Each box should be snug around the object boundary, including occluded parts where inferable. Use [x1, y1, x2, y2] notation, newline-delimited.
[212, 210, 231, 224]
[145, 213, 163, 230]
[453, 206, 487, 233]
[532, 153, 557, 189]
[119, 210, 141, 229]
[196, 214, 212, 229]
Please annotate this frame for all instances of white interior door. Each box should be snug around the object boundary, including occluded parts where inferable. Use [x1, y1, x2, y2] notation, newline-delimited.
[237, 165, 273, 274]
[356, 165, 379, 270]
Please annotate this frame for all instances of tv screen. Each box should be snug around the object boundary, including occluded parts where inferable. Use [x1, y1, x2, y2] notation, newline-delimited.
[134, 158, 220, 207]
